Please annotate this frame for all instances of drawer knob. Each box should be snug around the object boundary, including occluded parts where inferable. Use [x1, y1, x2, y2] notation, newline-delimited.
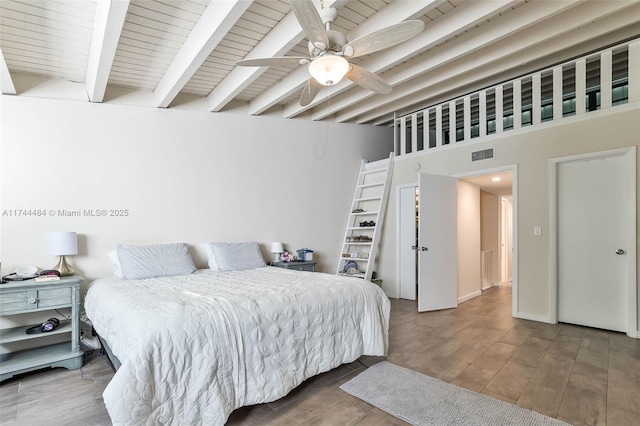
[28, 297, 37, 304]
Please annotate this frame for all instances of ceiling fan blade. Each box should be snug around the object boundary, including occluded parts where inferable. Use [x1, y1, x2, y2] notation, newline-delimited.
[345, 64, 391, 95]
[290, 0, 330, 49]
[236, 56, 308, 67]
[343, 20, 425, 58]
[300, 77, 322, 106]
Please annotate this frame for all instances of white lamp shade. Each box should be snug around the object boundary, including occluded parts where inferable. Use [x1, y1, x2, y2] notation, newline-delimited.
[271, 242, 284, 254]
[308, 55, 349, 86]
[47, 231, 78, 256]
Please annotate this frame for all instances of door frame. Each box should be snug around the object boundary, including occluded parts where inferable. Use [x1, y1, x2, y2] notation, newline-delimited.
[549, 146, 637, 337]
[396, 183, 418, 299]
[454, 164, 519, 319]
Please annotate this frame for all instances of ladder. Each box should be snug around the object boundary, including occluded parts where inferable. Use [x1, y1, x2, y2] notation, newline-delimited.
[336, 152, 394, 281]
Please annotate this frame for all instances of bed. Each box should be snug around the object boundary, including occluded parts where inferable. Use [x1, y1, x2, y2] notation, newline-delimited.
[85, 253, 390, 425]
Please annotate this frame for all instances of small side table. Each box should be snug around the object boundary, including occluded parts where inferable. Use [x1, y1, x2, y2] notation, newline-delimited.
[0, 276, 84, 382]
[271, 261, 317, 272]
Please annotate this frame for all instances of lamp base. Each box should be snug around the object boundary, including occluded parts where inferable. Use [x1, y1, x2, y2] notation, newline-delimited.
[52, 255, 74, 277]
[273, 254, 282, 263]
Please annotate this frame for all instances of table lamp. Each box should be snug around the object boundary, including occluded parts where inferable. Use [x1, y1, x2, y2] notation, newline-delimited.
[46, 231, 78, 276]
[271, 242, 284, 263]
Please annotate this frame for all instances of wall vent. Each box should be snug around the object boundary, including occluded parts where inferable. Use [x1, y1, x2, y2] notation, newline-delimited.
[472, 148, 494, 161]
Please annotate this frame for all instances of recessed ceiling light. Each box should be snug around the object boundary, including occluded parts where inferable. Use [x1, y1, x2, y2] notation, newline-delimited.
[492, 177, 501, 182]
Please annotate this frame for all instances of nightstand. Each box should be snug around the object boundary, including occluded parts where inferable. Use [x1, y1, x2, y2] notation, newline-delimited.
[271, 261, 317, 272]
[0, 276, 84, 382]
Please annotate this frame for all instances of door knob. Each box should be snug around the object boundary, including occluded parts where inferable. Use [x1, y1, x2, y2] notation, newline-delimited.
[421, 247, 428, 251]
[615, 249, 625, 255]
[411, 245, 417, 251]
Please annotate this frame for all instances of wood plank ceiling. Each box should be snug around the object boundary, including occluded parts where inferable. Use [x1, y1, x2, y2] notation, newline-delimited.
[1, 0, 639, 125]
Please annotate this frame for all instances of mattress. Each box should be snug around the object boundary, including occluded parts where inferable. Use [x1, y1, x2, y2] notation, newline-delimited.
[84, 267, 390, 425]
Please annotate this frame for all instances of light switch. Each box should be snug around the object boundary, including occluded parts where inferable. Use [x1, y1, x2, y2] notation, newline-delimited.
[534, 226, 541, 236]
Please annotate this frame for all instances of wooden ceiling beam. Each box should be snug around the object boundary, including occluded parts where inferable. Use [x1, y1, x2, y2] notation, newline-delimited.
[352, 4, 640, 125]
[85, 0, 129, 103]
[153, 0, 251, 108]
[0, 49, 16, 95]
[205, 9, 306, 112]
[369, 24, 640, 126]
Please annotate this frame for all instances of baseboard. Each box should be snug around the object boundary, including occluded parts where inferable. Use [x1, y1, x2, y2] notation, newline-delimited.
[458, 290, 482, 304]
[516, 311, 555, 324]
[482, 282, 499, 290]
[627, 329, 639, 339]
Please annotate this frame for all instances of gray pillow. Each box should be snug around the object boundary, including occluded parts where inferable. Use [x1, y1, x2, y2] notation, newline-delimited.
[117, 243, 197, 280]
[207, 242, 266, 271]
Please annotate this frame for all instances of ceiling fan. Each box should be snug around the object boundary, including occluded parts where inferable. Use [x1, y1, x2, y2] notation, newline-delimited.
[236, 0, 425, 106]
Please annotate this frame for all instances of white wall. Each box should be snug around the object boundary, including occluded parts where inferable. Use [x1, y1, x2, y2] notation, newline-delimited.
[377, 103, 640, 329]
[480, 190, 500, 286]
[457, 180, 481, 302]
[0, 96, 392, 282]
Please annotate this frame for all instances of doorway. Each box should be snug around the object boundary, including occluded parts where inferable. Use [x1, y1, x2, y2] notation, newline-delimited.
[396, 166, 518, 316]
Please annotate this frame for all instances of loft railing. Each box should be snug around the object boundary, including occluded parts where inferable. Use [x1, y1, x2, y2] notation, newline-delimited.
[394, 39, 639, 156]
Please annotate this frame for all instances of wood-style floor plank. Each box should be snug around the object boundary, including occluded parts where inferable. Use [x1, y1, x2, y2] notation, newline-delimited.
[557, 373, 607, 425]
[1, 287, 639, 425]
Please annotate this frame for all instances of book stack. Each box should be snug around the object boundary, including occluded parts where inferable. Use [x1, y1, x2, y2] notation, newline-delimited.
[35, 270, 62, 282]
[35, 275, 60, 282]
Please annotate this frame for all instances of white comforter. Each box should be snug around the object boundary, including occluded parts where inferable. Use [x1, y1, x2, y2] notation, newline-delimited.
[84, 267, 390, 425]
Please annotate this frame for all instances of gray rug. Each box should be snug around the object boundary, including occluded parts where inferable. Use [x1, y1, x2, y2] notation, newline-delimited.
[340, 361, 569, 426]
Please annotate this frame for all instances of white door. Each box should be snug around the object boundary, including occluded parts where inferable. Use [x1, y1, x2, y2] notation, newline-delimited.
[557, 154, 628, 332]
[418, 173, 458, 312]
[399, 186, 417, 300]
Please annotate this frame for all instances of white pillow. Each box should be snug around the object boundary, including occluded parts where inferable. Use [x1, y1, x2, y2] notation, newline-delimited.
[203, 242, 266, 271]
[108, 250, 124, 278]
[200, 243, 220, 271]
[116, 243, 197, 280]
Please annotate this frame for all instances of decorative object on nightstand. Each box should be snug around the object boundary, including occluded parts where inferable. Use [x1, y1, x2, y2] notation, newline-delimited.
[271, 242, 284, 263]
[46, 231, 78, 276]
[1, 265, 38, 282]
[0, 276, 84, 382]
[296, 248, 314, 261]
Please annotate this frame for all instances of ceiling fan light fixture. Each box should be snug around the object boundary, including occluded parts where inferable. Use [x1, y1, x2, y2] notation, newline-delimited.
[308, 55, 349, 86]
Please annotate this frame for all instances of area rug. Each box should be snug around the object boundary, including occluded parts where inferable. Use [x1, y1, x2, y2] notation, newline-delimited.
[340, 361, 569, 425]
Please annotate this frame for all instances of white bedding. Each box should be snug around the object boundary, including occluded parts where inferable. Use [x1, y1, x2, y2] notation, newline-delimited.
[84, 267, 390, 425]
